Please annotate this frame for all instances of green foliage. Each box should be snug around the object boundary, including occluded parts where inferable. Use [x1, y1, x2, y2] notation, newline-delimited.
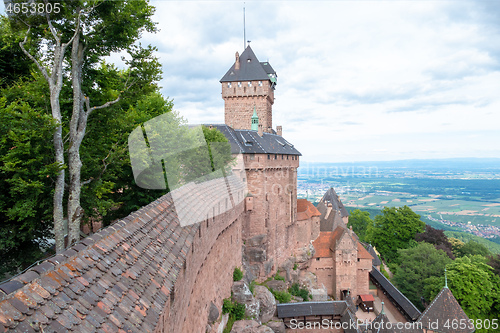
[347, 209, 372, 241]
[459, 241, 491, 258]
[270, 289, 292, 303]
[289, 283, 310, 301]
[249, 280, 256, 294]
[293, 263, 298, 270]
[233, 267, 243, 282]
[393, 242, 453, 310]
[222, 297, 246, 333]
[365, 205, 425, 263]
[445, 231, 500, 254]
[425, 256, 500, 322]
[273, 273, 285, 281]
[0, 98, 59, 277]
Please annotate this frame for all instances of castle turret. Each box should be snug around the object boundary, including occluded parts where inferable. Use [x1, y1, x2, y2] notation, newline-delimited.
[220, 46, 276, 132]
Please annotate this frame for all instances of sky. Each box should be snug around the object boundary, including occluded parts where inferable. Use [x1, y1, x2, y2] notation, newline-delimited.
[3, 1, 500, 163]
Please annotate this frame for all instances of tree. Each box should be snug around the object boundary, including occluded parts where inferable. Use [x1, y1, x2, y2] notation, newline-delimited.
[347, 209, 372, 241]
[365, 205, 425, 263]
[10, 0, 158, 251]
[415, 224, 454, 259]
[393, 242, 452, 310]
[0, 97, 58, 278]
[458, 240, 491, 258]
[424, 256, 500, 321]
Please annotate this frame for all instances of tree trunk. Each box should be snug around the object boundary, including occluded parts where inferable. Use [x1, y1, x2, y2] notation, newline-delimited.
[49, 43, 66, 253]
[67, 27, 86, 246]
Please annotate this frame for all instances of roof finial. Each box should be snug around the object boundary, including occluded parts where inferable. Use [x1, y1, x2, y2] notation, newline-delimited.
[381, 301, 385, 315]
[445, 267, 448, 288]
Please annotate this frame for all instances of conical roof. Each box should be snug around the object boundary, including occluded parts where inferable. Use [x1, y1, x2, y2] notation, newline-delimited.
[417, 287, 474, 333]
[220, 46, 276, 82]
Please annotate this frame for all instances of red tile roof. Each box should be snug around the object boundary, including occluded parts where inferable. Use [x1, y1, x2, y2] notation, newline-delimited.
[297, 199, 321, 221]
[357, 242, 374, 260]
[359, 294, 375, 302]
[0, 195, 195, 332]
[312, 232, 334, 258]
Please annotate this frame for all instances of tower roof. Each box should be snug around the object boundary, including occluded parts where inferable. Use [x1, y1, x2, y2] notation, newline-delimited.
[417, 287, 474, 333]
[220, 46, 276, 83]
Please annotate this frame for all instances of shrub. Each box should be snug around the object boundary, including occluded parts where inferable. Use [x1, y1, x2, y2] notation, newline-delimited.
[233, 267, 243, 281]
[222, 298, 233, 314]
[222, 297, 246, 333]
[249, 280, 256, 294]
[270, 289, 292, 303]
[293, 263, 298, 270]
[289, 283, 310, 301]
[233, 302, 246, 320]
[273, 273, 285, 281]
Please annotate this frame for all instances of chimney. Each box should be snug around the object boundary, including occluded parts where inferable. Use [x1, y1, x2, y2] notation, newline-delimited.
[276, 126, 282, 136]
[258, 123, 263, 136]
[235, 52, 240, 70]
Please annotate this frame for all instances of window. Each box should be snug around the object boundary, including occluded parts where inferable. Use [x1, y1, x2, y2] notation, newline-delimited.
[248, 81, 252, 87]
[316, 258, 320, 261]
[238, 82, 242, 87]
[258, 81, 263, 86]
[244, 87, 246, 93]
[228, 82, 232, 88]
[275, 154, 277, 159]
[268, 154, 270, 160]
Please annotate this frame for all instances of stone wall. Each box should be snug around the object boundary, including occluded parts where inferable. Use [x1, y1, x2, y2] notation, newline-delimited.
[241, 154, 300, 280]
[309, 257, 334, 295]
[222, 80, 274, 132]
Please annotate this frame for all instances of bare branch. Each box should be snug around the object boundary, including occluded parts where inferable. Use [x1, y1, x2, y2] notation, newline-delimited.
[82, 178, 94, 186]
[62, 8, 82, 48]
[43, 0, 60, 44]
[19, 28, 50, 83]
[84, 95, 121, 117]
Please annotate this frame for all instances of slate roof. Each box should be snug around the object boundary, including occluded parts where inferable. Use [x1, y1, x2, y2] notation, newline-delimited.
[320, 188, 349, 218]
[417, 287, 475, 333]
[220, 46, 276, 83]
[207, 124, 301, 156]
[0, 175, 246, 333]
[276, 301, 347, 318]
[341, 309, 361, 333]
[365, 244, 382, 266]
[370, 312, 396, 333]
[369, 266, 422, 322]
[296, 199, 321, 221]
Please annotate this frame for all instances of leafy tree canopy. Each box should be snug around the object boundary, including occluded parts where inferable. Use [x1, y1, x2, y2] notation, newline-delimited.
[393, 242, 452, 310]
[347, 209, 371, 242]
[416, 224, 455, 259]
[365, 205, 425, 263]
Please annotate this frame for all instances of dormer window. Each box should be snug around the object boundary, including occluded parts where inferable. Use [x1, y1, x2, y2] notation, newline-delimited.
[247, 58, 251, 62]
[238, 82, 242, 87]
[248, 82, 252, 87]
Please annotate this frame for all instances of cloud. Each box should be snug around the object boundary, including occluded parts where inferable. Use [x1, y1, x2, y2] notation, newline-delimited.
[137, 0, 500, 162]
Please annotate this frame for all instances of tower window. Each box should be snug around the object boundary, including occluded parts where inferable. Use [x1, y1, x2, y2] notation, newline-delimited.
[238, 82, 242, 87]
[248, 82, 252, 87]
[258, 81, 263, 86]
[244, 87, 246, 93]
[228, 82, 232, 88]
[268, 154, 270, 160]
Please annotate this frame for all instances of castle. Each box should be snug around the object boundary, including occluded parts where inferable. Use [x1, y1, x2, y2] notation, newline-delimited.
[0, 46, 474, 333]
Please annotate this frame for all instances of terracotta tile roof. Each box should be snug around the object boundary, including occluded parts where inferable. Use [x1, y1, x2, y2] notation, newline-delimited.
[296, 199, 321, 221]
[417, 287, 474, 333]
[312, 232, 334, 258]
[359, 294, 375, 302]
[357, 242, 374, 260]
[0, 174, 247, 332]
[0, 193, 193, 332]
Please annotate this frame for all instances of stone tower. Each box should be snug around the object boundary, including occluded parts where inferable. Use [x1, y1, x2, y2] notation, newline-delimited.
[220, 46, 277, 133]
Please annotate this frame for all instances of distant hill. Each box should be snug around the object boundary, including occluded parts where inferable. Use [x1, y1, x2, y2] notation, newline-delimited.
[444, 231, 500, 254]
